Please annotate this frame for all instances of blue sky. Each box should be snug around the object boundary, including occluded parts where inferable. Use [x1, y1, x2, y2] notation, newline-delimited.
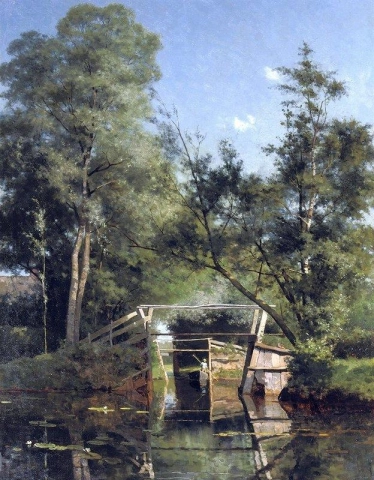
[1, 0, 374, 173]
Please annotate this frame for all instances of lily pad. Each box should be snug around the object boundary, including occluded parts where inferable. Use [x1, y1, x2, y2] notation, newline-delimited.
[104, 457, 122, 465]
[87, 440, 109, 446]
[29, 421, 57, 428]
[88, 407, 114, 413]
[66, 445, 85, 450]
[34, 443, 57, 449]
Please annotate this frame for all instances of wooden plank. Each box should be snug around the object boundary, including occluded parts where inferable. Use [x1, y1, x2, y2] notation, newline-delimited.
[82, 311, 139, 342]
[152, 332, 260, 337]
[158, 348, 210, 352]
[250, 308, 260, 334]
[138, 304, 275, 310]
[248, 366, 289, 371]
[85, 318, 144, 344]
[255, 342, 291, 354]
[123, 332, 148, 346]
[238, 335, 258, 395]
[172, 337, 211, 342]
[257, 311, 268, 341]
[109, 318, 145, 340]
[130, 367, 150, 380]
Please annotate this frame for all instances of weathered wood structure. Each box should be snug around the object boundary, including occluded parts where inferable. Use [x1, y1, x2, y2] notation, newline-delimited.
[83, 303, 292, 401]
[241, 343, 291, 396]
[81, 307, 153, 405]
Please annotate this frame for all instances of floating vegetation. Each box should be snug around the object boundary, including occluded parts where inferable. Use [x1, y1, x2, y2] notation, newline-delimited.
[33, 443, 102, 459]
[103, 457, 122, 465]
[88, 406, 114, 413]
[29, 421, 57, 428]
[34, 443, 58, 449]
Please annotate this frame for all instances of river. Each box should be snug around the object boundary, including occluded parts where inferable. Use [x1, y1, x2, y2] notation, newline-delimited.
[0, 375, 373, 479]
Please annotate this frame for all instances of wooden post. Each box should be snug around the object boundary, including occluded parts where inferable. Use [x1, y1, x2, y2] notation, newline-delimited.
[208, 338, 213, 421]
[250, 308, 260, 334]
[154, 339, 168, 384]
[145, 316, 153, 407]
[238, 334, 257, 395]
[257, 311, 268, 342]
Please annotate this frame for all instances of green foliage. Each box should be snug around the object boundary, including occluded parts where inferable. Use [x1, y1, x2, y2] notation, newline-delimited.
[0, 342, 139, 391]
[333, 328, 374, 359]
[0, 3, 176, 345]
[332, 358, 374, 400]
[151, 44, 374, 355]
[287, 340, 334, 395]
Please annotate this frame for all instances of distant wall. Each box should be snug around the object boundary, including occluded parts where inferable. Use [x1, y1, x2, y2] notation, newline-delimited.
[210, 340, 246, 374]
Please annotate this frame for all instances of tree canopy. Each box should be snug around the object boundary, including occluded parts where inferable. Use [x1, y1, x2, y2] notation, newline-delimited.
[136, 44, 374, 352]
[0, 3, 170, 345]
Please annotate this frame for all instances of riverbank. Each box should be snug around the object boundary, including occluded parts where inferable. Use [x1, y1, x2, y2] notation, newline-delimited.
[278, 357, 374, 415]
[0, 343, 140, 392]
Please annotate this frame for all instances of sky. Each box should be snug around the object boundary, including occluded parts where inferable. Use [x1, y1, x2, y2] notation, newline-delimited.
[0, 0, 374, 174]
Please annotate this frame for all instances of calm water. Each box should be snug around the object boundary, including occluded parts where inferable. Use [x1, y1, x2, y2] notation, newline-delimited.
[0, 376, 374, 479]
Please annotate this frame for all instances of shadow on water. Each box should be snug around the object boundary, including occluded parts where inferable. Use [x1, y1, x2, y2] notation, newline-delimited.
[1, 377, 374, 479]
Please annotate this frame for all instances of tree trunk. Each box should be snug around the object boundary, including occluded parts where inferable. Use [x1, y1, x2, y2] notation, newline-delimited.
[66, 222, 85, 344]
[214, 263, 297, 346]
[73, 221, 91, 342]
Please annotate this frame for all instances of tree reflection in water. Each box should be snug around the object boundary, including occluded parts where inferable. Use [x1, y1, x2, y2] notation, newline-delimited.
[0, 386, 373, 479]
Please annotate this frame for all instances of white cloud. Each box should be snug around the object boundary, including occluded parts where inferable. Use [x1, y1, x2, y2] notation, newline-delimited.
[233, 115, 256, 132]
[264, 66, 281, 81]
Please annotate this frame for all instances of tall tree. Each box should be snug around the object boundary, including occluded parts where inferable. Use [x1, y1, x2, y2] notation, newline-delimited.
[0, 4, 162, 343]
[139, 45, 374, 349]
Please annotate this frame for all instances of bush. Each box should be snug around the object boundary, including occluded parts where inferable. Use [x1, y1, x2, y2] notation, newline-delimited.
[287, 340, 334, 395]
[0, 342, 140, 391]
[333, 329, 374, 359]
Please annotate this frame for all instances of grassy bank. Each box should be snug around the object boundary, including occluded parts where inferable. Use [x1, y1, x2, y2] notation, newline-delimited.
[331, 358, 374, 401]
[0, 343, 139, 392]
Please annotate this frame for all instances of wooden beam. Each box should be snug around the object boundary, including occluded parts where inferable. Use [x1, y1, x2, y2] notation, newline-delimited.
[138, 304, 275, 310]
[151, 332, 259, 336]
[238, 335, 258, 395]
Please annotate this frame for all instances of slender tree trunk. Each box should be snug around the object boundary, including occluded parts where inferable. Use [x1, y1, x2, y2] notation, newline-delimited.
[66, 146, 92, 345]
[66, 222, 85, 344]
[73, 220, 91, 342]
[214, 263, 297, 346]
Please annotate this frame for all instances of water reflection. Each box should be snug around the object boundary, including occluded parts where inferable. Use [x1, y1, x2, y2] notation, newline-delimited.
[0, 382, 374, 479]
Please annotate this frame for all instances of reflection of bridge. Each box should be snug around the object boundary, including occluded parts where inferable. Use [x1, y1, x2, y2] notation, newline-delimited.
[150, 383, 292, 479]
[82, 304, 292, 401]
[81, 304, 294, 479]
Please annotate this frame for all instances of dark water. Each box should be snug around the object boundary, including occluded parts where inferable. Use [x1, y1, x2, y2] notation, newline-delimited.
[0, 377, 374, 479]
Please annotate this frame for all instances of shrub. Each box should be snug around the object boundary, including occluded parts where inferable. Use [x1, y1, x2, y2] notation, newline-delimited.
[333, 329, 374, 359]
[0, 342, 140, 391]
[287, 340, 334, 396]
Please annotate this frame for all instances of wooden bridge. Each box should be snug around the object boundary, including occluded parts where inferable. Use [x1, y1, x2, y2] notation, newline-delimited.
[81, 304, 291, 401]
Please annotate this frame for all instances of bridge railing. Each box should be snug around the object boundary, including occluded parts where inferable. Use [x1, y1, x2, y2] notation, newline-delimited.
[81, 310, 148, 346]
[81, 308, 153, 404]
